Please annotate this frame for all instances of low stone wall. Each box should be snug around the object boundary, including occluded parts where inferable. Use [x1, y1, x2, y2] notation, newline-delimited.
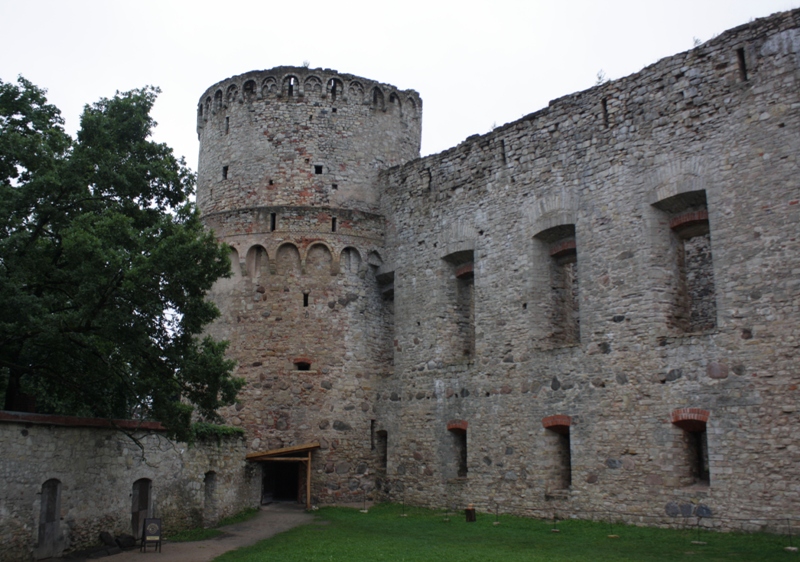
[0, 412, 258, 561]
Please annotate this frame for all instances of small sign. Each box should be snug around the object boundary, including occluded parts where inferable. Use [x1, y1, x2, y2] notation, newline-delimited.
[141, 518, 162, 553]
[145, 520, 160, 540]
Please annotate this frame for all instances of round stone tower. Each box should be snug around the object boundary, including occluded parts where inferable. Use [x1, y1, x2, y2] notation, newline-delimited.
[196, 67, 421, 504]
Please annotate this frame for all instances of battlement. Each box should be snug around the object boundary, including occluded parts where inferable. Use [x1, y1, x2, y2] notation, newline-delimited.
[196, 67, 422, 216]
[197, 66, 422, 132]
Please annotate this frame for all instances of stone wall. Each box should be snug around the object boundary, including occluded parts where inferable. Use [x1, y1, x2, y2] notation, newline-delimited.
[0, 413, 257, 561]
[192, 9, 800, 532]
[375, 9, 800, 530]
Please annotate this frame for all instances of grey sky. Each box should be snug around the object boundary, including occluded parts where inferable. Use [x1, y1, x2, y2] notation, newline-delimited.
[1, 0, 796, 168]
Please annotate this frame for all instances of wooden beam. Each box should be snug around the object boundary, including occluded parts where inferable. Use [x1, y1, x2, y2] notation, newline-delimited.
[306, 450, 312, 509]
[249, 456, 309, 462]
[246, 441, 320, 460]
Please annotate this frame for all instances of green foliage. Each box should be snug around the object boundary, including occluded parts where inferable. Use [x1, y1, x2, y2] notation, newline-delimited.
[0, 77, 243, 441]
[215, 503, 794, 562]
[191, 422, 245, 443]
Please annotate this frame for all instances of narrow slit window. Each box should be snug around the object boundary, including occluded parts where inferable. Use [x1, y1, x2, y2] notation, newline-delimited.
[449, 428, 467, 478]
[270, 213, 276, 232]
[376, 430, 388, 470]
[225, 116, 229, 134]
[601, 98, 609, 128]
[222, 166, 228, 180]
[737, 48, 748, 82]
[303, 293, 309, 307]
[331, 217, 337, 232]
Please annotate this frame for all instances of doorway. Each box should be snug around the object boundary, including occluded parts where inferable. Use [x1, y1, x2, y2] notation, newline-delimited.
[34, 479, 63, 559]
[131, 478, 152, 539]
[261, 462, 299, 504]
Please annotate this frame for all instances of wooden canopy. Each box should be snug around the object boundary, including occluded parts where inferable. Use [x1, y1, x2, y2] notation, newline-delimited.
[246, 442, 320, 509]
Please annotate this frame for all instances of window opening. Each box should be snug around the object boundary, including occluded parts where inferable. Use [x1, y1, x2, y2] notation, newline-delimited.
[736, 48, 748, 82]
[331, 217, 337, 232]
[288, 77, 295, 96]
[534, 225, 579, 346]
[314, 165, 323, 175]
[303, 292, 309, 307]
[542, 416, 572, 490]
[449, 427, 468, 478]
[442, 250, 475, 362]
[269, 179, 274, 185]
[655, 190, 716, 333]
[270, 213, 276, 232]
[671, 408, 711, 485]
[225, 116, 229, 134]
[296, 361, 311, 371]
[222, 166, 228, 180]
[601, 98, 609, 128]
[332, 107, 337, 113]
[331, 183, 338, 190]
[376, 430, 388, 470]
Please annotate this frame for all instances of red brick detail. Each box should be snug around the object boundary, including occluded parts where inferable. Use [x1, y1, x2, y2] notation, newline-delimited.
[549, 239, 576, 258]
[455, 262, 474, 279]
[670, 408, 710, 433]
[542, 414, 571, 434]
[293, 357, 313, 365]
[0, 410, 165, 431]
[669, 210, 709, 230]
[447, 419, 468, 432]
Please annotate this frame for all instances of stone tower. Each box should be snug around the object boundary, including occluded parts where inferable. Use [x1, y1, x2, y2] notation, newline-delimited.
[196, 67, 421, 503]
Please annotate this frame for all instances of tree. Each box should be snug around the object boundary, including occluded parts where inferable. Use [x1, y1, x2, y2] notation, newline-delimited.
[0, 77, 241, 441]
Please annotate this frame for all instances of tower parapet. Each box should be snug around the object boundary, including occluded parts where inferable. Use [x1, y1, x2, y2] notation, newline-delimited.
[197, 66, 421, 215]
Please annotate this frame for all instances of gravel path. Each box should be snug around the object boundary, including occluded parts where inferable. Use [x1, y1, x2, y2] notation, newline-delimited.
[60, 503, 314, 562]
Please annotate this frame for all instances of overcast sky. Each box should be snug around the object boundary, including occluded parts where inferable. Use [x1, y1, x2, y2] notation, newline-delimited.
[1, 1, 797, 168]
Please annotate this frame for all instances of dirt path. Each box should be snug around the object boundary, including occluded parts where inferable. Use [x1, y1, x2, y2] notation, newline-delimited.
[75, 503, 313, 562]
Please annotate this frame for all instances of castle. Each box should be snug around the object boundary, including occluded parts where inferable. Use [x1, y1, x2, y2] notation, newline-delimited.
[2, 8, 800, 560]
[198, 7, 800, 527]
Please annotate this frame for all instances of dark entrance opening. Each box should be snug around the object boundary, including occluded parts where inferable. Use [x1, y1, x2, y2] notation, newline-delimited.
[261, 462, 299, 504]
[131, 478, 152, 539]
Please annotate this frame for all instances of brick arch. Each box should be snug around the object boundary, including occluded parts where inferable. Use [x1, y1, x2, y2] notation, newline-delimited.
[303, 75, 323, 97]
[670, 408, 710, 433]
[225, 83, 239, 104]
[275, 242, 301, 275]
[340, 246, 362, 274]
[542, 414, 571, 435]
[304, 242, 334, 276]
[447, 419, 468, 432]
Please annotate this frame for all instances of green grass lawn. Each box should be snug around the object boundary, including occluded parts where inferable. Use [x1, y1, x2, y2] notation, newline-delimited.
[214, 503, 796, 561]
